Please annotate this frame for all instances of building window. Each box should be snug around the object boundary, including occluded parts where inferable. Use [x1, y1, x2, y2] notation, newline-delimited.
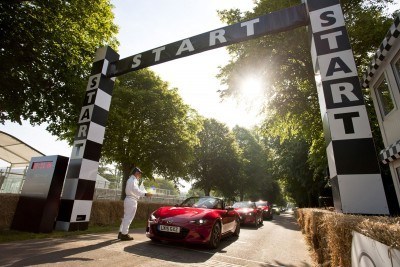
[375, 76, 395, 117]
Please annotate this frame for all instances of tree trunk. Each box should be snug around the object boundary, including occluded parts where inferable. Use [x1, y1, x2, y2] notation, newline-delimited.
[120, 163, 135, 200]
[204, 187, 211, 196]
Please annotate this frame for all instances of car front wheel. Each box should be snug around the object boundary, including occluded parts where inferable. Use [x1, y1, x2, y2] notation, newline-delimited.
[208, 222, 221, 249]
[233, 219, 240, 237]
[253, 216, 258, 228]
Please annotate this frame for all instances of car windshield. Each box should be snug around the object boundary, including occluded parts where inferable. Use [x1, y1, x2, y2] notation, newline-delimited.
[255, 202, 267, 207]
[233, 202, 254, 208]
[179, 196, 222, 209]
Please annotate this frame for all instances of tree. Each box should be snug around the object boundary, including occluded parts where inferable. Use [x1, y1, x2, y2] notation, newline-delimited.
[97, 162, 122, 189]
[187, 187, 205, 197]
[232, 126, 271, 201]
[189, 118, 241, 197]
[100, 69, 202, 199]
[216, 0, 397, 207]
[0, 1, 118, 135]
[143, 178, 179, 195]
[267, 136, 325, 207]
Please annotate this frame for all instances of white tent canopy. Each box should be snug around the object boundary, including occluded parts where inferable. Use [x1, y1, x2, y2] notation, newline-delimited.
[0, 131, 44, 167]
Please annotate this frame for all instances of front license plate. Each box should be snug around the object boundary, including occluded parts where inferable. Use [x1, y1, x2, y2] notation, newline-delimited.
[159, 225, 180, 233]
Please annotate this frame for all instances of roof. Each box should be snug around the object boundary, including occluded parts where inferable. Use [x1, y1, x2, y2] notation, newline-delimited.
[0, 131, 45, 167]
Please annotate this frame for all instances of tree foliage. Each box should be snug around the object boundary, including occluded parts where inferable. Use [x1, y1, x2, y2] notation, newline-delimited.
[266, 137, 327, 207]
[143, 178, 179, 195]
[187, 187, 205, 197]
[232, 126, 271, 201]
[216, 0, 397, 206]
[100, 69, 202, 199]
[0, 0, 118, 134]
[189, 118, 241, 197]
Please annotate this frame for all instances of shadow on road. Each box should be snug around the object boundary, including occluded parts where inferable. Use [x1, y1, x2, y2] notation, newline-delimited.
[240, 224, 262, 230]
[266, 212, 302, 232]
[123, 235, 239, 265]
[271, 260, 312, 267]
[2, 238, 116, 266]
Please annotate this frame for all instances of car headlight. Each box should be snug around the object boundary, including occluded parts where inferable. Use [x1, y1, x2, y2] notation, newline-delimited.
[189, 219, 208, 225]
[149, 213, 159, 222]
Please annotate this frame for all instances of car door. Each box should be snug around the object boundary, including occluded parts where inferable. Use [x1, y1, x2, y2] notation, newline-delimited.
[220, 200, 237, 233]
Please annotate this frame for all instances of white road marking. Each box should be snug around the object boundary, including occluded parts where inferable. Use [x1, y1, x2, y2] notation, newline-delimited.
[233, 240, 247, 244]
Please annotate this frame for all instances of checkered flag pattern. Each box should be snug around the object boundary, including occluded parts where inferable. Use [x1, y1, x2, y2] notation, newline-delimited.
[362, 15, 400, 88]
[379, 139, 400, 164]
[55, 47, 119, 231]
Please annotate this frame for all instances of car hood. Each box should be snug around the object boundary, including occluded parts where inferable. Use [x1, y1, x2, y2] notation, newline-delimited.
[154, 206, 211, 220]
[234, 207, 254, 213]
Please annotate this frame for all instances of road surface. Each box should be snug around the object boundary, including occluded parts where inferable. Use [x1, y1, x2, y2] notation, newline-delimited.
[0, 212, 313, 266]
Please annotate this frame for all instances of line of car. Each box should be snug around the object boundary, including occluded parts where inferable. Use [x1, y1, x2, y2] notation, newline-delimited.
[145, 196, 276, 249]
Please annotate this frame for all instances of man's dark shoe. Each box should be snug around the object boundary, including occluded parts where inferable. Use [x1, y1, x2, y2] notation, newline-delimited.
[118, 232, 122, 239]
[120, 234, 134, 241]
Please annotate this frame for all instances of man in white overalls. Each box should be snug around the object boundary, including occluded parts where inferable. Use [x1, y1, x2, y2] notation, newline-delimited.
[118, 167, 151, 241]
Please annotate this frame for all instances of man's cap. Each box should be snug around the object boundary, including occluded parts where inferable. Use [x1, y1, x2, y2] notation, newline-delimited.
[132, 167, 143, 174]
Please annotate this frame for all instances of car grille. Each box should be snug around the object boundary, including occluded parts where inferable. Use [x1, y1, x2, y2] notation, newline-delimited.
[151, 225, 189, 240]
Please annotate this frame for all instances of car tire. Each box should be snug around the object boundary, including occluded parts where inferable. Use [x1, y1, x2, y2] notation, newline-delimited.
[233, 219, 240, 237]
[208, 222, 221, 249]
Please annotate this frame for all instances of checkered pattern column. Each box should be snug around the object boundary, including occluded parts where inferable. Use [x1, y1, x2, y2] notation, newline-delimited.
[304, 0, 389, 214]
[55, 46, 119, 231]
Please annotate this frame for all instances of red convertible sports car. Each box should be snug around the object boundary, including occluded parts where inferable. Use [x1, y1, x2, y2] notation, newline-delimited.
[232, 201, 263, 227]
[146, 196, 240, 249]
[255, 200, 273, 220]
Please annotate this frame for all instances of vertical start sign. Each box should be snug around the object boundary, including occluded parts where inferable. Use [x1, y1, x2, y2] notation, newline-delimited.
[305, 0, 389, 214]
[55, 47, 120, 231]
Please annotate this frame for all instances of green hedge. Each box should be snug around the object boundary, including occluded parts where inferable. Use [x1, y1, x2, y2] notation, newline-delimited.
[0, 194, 166, 230]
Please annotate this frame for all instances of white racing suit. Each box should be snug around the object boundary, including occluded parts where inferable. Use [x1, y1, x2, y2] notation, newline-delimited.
[119, 175, 147, 235]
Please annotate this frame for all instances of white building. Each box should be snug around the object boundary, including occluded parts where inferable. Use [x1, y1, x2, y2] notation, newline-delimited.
[362, 15, 400, 208]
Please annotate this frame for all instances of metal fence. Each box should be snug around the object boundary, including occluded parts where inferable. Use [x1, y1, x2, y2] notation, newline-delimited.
[94, 187, 186, 204]
[0, 167, 27, 194]
[0, 167, 186, 204]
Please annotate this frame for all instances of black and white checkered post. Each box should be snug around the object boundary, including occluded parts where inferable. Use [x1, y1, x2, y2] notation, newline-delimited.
[379, 139, 400, 164]
[304, 0, 389, 214]
[55, 46, 119, 231]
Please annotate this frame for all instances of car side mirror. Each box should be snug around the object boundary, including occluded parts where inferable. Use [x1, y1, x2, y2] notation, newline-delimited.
[226, 206, 234, 211]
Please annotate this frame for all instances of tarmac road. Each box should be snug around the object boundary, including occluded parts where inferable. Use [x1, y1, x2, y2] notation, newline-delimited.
[0, 212, 313, 267]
